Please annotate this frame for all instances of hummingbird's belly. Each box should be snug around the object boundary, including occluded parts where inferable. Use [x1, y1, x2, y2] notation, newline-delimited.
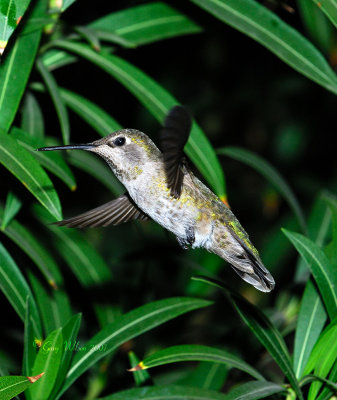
[128, 182, 213, 248]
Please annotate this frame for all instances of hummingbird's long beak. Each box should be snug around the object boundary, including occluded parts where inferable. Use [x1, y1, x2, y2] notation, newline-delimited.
[36, 144, 96, 152]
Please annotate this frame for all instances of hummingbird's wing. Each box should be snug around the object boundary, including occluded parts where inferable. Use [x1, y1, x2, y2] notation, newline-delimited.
[54, 194, 149, 228]
[159, 105, 192, 198]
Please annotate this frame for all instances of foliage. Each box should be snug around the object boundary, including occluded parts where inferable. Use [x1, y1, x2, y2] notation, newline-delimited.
[0, 0, 336, 399]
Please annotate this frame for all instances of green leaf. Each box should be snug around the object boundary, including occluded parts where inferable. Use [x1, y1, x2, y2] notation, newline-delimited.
[295, 194, 332, 282]
[36, 59, 70, 144]
[61, 0, 76, 12]
[316, 360, 337, 400]
[189, 0, 337, 95]
[0, 0, 47, 133]
[50, 40, 226, 199]
[57, 297, 212, 398]
[283, 229, 337, 321]
[59, 88, 122, 136]
[300, 374, 337, 391]
[54, 228, 112, 286]
[0, 0, 31, 54]
[11, 127, 76, 190]
[191, 276, 303, 400]
[218, 146, 306, 232]
[99, 385, 228, 400]
[1, 192, 22, 230]
[49, 314, 82, 400]
[0, 133, 62, 220]
[180, 361, 228, 391]
[21, 17, 54, 36]
[223, 381, 286, 399]
[28, 272, 60, 336]
[22, 297, 37, 376]
[128, 351, 151, 387]
[28, 272, 71, 336]
[41, 49, 77, 71]
[67, 150, 124, 195]
[322, 192, 337, 265]
[135, 344, 264, 380]
[21, 92, 45, 140]
[293, 280, 327, 378]
[99, 382, 284, 400]
[89, 2, 202, 47]
[297, 0, 333, 54]
[74, 26, 100, 51]
[36, 204, 113, 286]
[0, 242, 42, 337]
[0, 205, 63, 287]
[28, 328, 63, 400]
[0, 374, 44, 400]
[311, 0, 337, 29]
[303, 321, 337, 399]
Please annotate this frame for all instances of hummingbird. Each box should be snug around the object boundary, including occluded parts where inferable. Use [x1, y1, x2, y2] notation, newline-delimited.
[37, 106, 275, 292]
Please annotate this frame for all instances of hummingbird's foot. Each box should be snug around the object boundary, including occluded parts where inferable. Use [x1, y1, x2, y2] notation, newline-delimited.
[176, 226, 195, 249]
[186, 226, 195, 246]
[177, 237, 189, 250]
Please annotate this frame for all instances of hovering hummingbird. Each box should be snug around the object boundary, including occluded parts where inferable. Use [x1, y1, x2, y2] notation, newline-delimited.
[37, 106, 275, 292]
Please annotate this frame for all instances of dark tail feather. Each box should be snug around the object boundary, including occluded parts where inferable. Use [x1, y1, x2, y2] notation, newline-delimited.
[230, 255, 275, 292]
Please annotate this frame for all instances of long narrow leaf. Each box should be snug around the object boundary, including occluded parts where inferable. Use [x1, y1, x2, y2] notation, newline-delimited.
[303, 321, 337, 399]
[133, 344, 264, 380]
[0, 0, 31, 54]
[0, 242, 42, 337]
[295, 194, 332, 282]
[297, 0, 333, 54]
[0, 374, 44, 400]
[36, 59, 70, 144]
[192, 276, 303, 400]
[28, 328, 63, 400]
[0, 0, 47, 133]
[22, 297, 37, 376]
[11, 127, 76, 190]
[49, 314, 82, 400]
[99, 382, 284, 400]
[100, 385, 228, 400]
[218, 146, 306, 232]
[21, 92, 45, 140]
[223, 381, 285, 399]
[1, 192, 22, 230]
[42, 49, 77, 71]
[317, 360, 337, 400]
[311, 0, 337, 29]
[35, 202, 113, 287]
[190, 0, 337, 95]
[28, 272, 62, 336]
[283, 229, 337, 321]
[293, 280, 327, 378]
[57, 297, 212, 398]
[89, 2, 202, 47]
[0, 134, 62, 220]
[0, 206, 63, 287]
[50, 40, 226, 199]
[179, 361, 228, 391]
[128, 351, 151, 387]
[59, 88, 122, 135]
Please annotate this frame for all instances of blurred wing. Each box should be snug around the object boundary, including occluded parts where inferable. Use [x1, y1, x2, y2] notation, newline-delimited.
[55, 194, 149, 228]
[159, 105, 192, 198]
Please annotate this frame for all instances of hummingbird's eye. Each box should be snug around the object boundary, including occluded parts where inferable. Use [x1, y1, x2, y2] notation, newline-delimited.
[114, 137, 126, 147]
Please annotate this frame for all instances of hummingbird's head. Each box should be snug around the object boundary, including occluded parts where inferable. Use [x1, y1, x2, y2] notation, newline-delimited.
[37, 129, 162, 183]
